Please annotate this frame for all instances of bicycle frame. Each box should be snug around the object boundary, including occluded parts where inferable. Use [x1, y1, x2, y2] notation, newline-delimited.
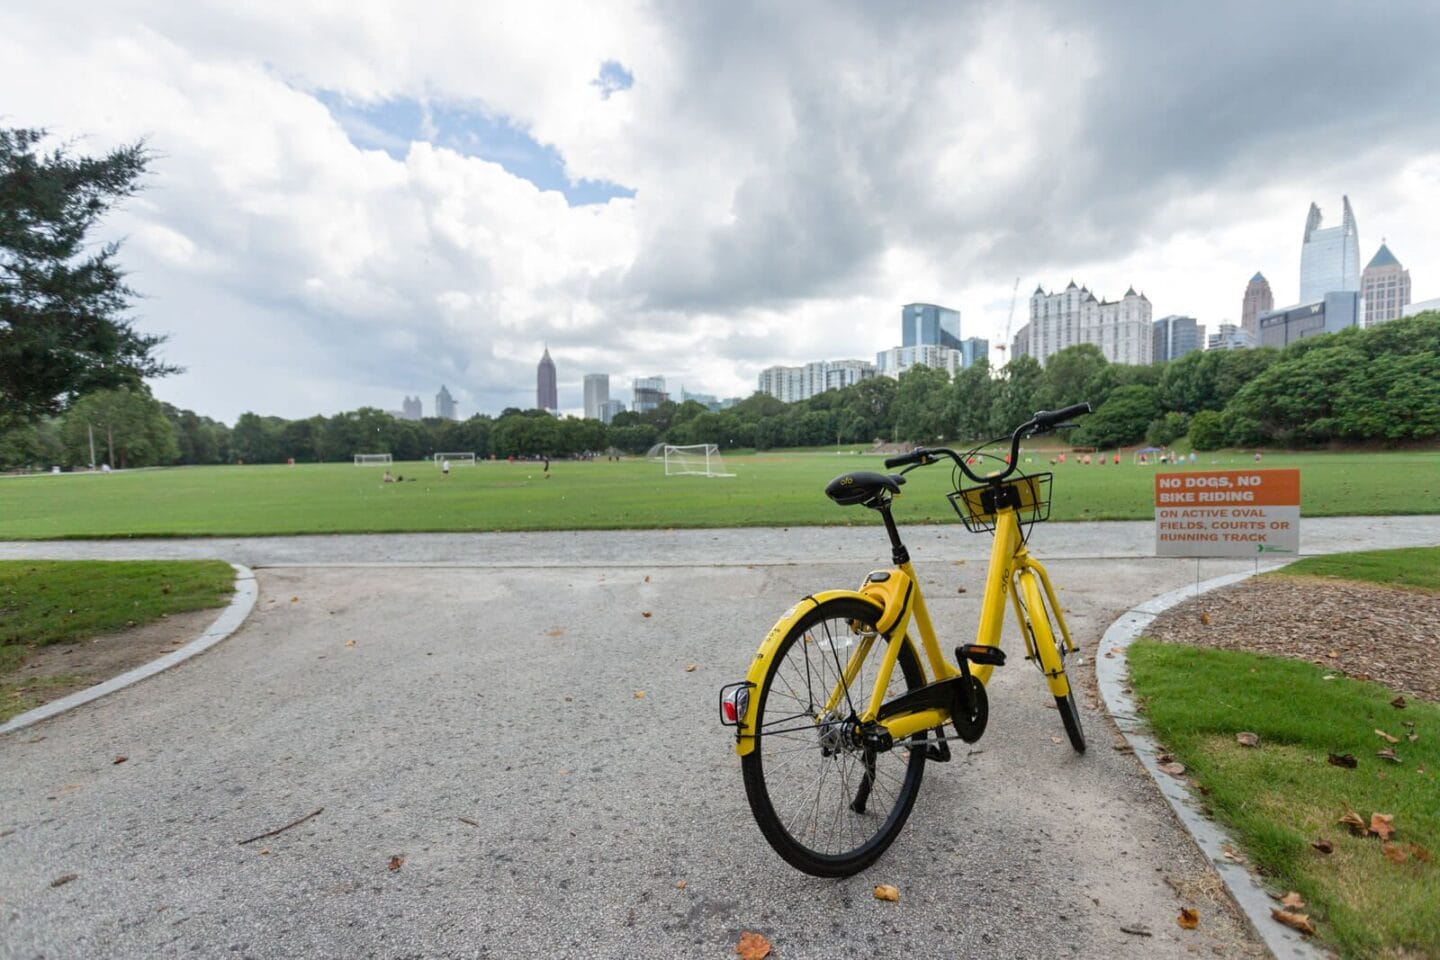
[731, 502, 1078, 755]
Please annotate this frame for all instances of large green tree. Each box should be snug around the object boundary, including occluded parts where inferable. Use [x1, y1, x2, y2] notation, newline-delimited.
[1, 128, 176, 431]
[59, 385, 178, 468]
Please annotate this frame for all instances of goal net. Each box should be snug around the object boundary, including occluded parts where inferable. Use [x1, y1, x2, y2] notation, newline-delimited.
[354, 453, 393, 465]
[433, 452, 477, 466]
[663, 444, 734, 477]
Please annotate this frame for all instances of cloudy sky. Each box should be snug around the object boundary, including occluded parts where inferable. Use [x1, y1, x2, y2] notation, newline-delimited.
[5, 1, 1438, 423]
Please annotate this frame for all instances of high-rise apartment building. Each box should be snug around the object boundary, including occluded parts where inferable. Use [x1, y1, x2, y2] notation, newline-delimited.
[1360, 242, 1411, 326]
[1241, 273, 1273, 339]
[632, 376, 667, 413]
[598, 399, 626, 424]
[1152, 315, 1201, 363]
[758, 359, 877, 403]
[435, 385, 457, 420]
[1011, 281, 1153, 366]
[1207, 324, 1255, 351]
[536, 348, 558, 411]
[1300, 197, 1361, 303]
[583, 373, 609, 420]
[901, 303, 963, 350]
[400, 395, 423, 420]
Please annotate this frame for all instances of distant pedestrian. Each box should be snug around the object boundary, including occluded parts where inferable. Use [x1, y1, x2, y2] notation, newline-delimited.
[442, 459, 451, 478]
[543, 456, 551, 479]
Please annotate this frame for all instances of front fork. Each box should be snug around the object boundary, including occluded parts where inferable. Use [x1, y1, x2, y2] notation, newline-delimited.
[1010, 558, 1076, 698]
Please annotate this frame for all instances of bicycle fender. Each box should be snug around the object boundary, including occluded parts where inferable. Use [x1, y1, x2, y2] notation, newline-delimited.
[734, 590, 884, 757]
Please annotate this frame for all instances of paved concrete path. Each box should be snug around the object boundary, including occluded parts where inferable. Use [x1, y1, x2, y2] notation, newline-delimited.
[3, 517, 1437, 959]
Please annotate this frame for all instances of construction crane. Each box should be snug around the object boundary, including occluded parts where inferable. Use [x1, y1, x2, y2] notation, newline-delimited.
[994, 277, 1020, 359]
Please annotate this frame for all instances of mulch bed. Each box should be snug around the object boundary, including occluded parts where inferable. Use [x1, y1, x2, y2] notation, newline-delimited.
[1144, 575, 1440, 703]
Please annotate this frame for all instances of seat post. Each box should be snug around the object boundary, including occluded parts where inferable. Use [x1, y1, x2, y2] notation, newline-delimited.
[877, 500, 910, 566]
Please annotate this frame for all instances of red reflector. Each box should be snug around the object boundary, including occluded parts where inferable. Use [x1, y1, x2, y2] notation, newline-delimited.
[722, 700, 739, 723]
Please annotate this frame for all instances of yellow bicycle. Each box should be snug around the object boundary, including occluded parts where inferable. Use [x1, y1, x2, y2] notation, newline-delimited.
[720, 404, 1091, 876]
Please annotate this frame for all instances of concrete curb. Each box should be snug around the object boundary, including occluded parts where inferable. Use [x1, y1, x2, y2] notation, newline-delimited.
[0, 563, 258, 736]
[1096, 569, 1329, 960]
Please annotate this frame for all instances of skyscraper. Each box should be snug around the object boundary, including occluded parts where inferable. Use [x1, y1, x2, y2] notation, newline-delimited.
[1152, 315, 1201, 362]
[1011, 281, 1153, 366]
[537, 348, 558, 412]
[435, 385, 457, 420]
[632, 376, 667, 413]
[583, 373, 609, 420]
[1361, 242, 1411, 326]
[901, 303, 963, 350]
[401, 395, 423, 420]
[1299, 197, 1361, 303]
[1241, 273, 1273, 339]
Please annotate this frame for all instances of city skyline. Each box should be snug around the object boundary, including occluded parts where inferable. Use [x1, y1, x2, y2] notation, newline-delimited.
[5, 4, 1437, 423]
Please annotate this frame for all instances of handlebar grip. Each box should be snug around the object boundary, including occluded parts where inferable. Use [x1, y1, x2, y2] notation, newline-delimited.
[884, 449, 927, 469]
[1033, 402, 1092, 430]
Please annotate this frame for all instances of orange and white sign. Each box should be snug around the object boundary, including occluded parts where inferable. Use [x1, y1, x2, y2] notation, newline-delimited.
[1154, 469, 1300, 558]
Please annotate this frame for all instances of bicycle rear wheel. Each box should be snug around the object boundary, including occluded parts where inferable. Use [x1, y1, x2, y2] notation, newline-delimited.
[740, 597, 928, 877]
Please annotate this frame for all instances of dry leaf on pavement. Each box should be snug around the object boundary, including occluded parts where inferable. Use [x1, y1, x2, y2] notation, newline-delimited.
[1271, 908, 1315, 935]
[633, 691, 645, 699]
[1177, 907, 1199, 929]
[344, 639, 356, 647]
[50, 873, 77, 888]
[641, 611, 653, 618]
[1235, 732, 1259, 747]
[675, 879, 686, 890]
[112, 756, 128, 765]
[387, 855, 404, 871]
[873, 884, 900, 902]
[685, 664, 697, 672]
[735, 931, 771, 960]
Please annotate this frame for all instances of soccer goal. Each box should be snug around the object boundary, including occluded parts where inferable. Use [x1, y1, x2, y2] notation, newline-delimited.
[433, 452, 477, 466]
[663, 444, 734, 477]
[354, 453, 393, 466]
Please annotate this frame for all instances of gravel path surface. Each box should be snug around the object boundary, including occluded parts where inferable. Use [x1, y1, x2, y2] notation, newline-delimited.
[3, 518, 1438, 959]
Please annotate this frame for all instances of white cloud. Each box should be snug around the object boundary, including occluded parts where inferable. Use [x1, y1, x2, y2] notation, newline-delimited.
[3, 0, 1438, 421]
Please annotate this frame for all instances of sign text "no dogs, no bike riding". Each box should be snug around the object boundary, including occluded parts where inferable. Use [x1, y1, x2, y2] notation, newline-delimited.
[1154, 469, 1300, 558]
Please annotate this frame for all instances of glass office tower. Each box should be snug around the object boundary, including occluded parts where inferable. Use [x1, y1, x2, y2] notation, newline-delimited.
[901, 303, 963, 350]
[1299, 197, 1360, 304]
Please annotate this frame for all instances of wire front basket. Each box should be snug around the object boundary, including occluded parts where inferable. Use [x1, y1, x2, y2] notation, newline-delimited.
[948, 472, 1053, 534]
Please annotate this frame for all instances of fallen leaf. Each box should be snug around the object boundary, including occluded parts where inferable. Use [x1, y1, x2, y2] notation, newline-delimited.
[641, 611, 652, 618]
[684, 664, 697, 673]
[1235, 732, 1259, 748]
[675, 879, 687, 890]
[1409, 843, 1432, 863]
[1199, 612, 1211, 625]
[546, 629, 564, 637]
[1280, 892, 1305, 909]
[50, 873, 77, 888]
[344, 639, 356, 647]
[1376, 748, 1401, 763]
[1327, 753, 1357, 769]
[1326, 650, 1338, 659]
[1375, 729, 1399, 744]
[388, 855, 404, 871]
[1408, 733, 1419, 743]
[1220, 845, 1246, 864]
[1339, 807, 1367, 835]
[1382, 842, 1408, 864]
[956, 586, 967, 594]
[735, 931, 772, 960]
[633, 691, 645, 699]
[1119, 924, 1152, 937]
[1271, 908, 1315, 935]
[1311, 838, 1334, 854]
[457, 817, 479, 827]
[873, 884, 900, 902]
[643, 575, 651, 583]
[259, 848, 270, 855]
[1158, 761, 1186, 776]
[291, 597, 299, 603]
[1051, 736, 1063, 745]
[1369, 813, 1395, 840]
[112, 756, 128, 765]
[1177, 907, 1199, 929]
[1390, 695, 1406, 708]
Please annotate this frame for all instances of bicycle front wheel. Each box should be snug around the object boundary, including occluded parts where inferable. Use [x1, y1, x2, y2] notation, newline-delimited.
[740, 598, 928, 877]
[1017, 571, 1086, 753]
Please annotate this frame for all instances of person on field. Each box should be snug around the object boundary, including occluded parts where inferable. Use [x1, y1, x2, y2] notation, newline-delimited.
[382, 470, 395, 483]
[543, 456, 550, 479]
[442, 459, 451, 478]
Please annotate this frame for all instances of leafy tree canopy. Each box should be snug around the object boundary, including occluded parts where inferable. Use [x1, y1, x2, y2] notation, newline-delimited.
[1, 128, 177, 430]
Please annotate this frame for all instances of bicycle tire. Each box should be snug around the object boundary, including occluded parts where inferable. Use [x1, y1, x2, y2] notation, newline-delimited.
[741, 597, 928, 877]
[1017, 572, 1086, 753]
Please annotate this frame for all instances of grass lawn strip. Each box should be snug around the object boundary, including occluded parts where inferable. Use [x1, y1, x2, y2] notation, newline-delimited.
[0, 559, 235, 721]
[1277, 546, 1440, 594]
[1127, 642, 1439, 959]
[0, 447, 1436, 539]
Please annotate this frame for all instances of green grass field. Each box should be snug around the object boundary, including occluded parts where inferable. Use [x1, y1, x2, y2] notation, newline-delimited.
[0, 447, 1436, 539]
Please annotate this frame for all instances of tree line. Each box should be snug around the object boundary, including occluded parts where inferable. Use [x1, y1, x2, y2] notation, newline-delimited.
[3, 311, 1434, 470]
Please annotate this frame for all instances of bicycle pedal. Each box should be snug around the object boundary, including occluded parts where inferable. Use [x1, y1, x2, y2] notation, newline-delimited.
[922, 737, 951, 762]
[956, 644, 1007, 667]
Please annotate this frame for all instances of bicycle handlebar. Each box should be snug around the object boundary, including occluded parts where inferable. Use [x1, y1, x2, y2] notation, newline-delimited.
[884, 402, 1093, 484]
